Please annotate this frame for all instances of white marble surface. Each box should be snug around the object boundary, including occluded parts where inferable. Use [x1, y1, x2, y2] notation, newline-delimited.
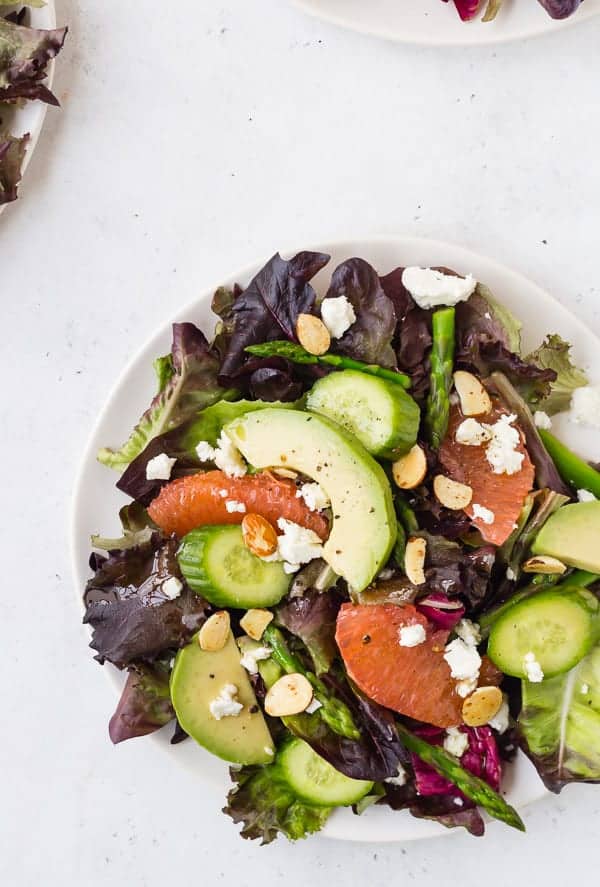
[2, 1, 600, 884]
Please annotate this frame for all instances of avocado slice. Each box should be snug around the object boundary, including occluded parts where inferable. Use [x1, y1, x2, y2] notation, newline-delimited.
[170, 633, 274, 765]
[225, 408, 397, 592]
[532, 501, 600, 574]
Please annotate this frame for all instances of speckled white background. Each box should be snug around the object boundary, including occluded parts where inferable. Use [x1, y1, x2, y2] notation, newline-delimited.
[2, 1, 600, 884]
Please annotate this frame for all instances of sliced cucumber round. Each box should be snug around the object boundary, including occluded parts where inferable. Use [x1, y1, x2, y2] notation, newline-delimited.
[306, 369, 420, 459]
[487, 587, 599, 680]
[177, 525, 291, 608]
[278, 738, 373, 807]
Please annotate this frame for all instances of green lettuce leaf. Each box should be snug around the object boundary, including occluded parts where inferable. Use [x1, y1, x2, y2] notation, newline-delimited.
[224, 762, 331, 844]
[475, 283, 523, 353]
[0, 18, 67, 105]
[525, 334, 588, 415]
[153, 354, 174, 393]
[0, 131, 28, 204]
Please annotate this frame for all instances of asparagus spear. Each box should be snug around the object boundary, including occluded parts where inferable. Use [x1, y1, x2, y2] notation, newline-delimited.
[424, 307, 456, 450]
[263, 625, 360, 741]
[245, 341, 411, 389]
[395, 493, 419, 536]
[396, 724, 526, 832]
[538, 429, 600, 499]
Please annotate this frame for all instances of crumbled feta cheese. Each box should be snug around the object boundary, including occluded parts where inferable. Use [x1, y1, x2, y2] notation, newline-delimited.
[472, 503, 495, 525]
[454, 618, 481, 647]
[283, 562, 301, 574]
[453, 797, 464, 807]
[401, 267, 477, 310]
[506, 566, 517, 581]
[161, 576, 183, 600]
[443, 727, 469, 758]
[209, 684, 243, 720]
[196, 440, 217, 462]
[484, 414, 524, 476]
[384, 764, 407, 787]
[456, 678, 478, 698]
[320, 296, 356, 339]
[305, 697, 322, 715]
[581, 683, 590, 695]
[455, 418, 492, 447]
[225, 499, 247, 514]
[218, 489, 228, 498]
[444, 638, 482, 681]
[488, 696, 510, 734]
[577, 489, 597, 503]
[296, 482, 330, 512]
[533, 411, 552, 430]
[146, 452, 177, 481]
[214, 431, 247, 478]
[378, 568, 394, 580]
[571, 385, 600, 430]
[239, 645, 271, 675]
[398, 624, 427, 647]
[523, 651, 544, 683]
[275, 518, 324, 573]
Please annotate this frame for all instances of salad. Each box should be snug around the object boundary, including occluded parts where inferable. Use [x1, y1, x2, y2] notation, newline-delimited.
[443, 0, 583, 22]
[83, 250, 600, 844]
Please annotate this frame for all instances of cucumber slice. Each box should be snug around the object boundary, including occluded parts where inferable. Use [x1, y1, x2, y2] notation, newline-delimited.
[278, 738, 373, 807]
[306, 369, 420, 459]
[488, 587, 599, 680]
[177, 525, 291, 608]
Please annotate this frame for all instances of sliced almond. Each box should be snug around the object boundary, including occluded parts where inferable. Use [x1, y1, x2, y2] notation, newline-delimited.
[296, 313, 331, 356]
[198, 611, 231, 652]
[433, 475, 473, 510]
[462, 685, 503, 727]
[453, 371, 492, 417]
[264, 673, 314, 717]
[392, 445, 427, 490]
[240, 608, 274, 641]
[522, 555, 567, 575]
[241, 513, 279, 558]
[405, 536, 427, 586]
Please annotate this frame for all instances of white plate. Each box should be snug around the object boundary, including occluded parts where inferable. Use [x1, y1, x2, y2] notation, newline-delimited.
[71, 235, 599, 842]
[294, 0, 600, 46]
[1, 1, 58, 211]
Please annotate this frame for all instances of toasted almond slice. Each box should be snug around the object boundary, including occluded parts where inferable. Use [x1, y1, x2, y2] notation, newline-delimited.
[264, 673, 314, 717]
[522, 555, 567, 575]
[198, 612, 231, 652]
[240, 608, 274, 641]
[462, 686, 503, 727]
[405, 536, 427, 586]
[392, 445, 427, 490]
[453, 371, 492, 417]
[296, 313, 331, 356]
[272, 467, 299, 480]
[433, 475, 473, 510]
[241, 513, 279, 558]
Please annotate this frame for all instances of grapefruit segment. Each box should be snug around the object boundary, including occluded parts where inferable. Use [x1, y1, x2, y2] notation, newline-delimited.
[148, 470, 329, 539]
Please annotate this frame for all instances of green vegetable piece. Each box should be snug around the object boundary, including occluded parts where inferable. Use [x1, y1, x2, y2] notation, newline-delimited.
[424, 307, 455, 450]
[396, 724, 526, 832]
[538, 430, 600, 499]
[153, 354, 175, 392]
[532, 500, 600, 574]
[525, 334, 588, 415]
[278, 738, 373, 806]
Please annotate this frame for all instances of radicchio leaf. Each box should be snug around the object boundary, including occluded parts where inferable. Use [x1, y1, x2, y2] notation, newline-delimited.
[0, 19, 67, 106]
[108, 664, 174, 743]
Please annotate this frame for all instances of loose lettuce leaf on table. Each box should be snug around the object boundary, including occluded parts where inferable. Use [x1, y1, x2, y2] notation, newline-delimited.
[0, 18, 67, 105]
[108, 663, 174, 744]
[525, 334, 587, 415]
[519, 643, 600, 792]
[0, 131, 27, 204]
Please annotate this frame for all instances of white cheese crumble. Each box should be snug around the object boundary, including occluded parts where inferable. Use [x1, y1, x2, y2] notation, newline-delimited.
[399, 624, 427, 647]
[443, 727, 469, 759]
[225, 499, 247, 513]
[456, 678, 478, 698]
[384, 764, 407, 787]
[581, 683, 590, 695]
[453, 797, 464, 807]
[401, 267, 477, 310]
[161, 576, 183, 600]
[454, 618, 481, 647]
[296, 482, 330, 512]
[506, 566, 517, 581]
[484, 413, 524, 476]
[488, 697, 510, 734]
[472, 503, 495, 525]
[378, 568, 395, 580]
[239, 645, 271, 675]
[533, 411, 552, 430]
[455, 418, 492, 447]
[305, 697, 322, 715]
[571, 385, 600, 430]
[523, 651, 544, 683]
[275, 518, 324, 573]
[320, 296, 356, 339]
[214, 431, 247, 478]
[577, 489, 597, 503]
[444, 638, 481, 682]
[146, 452, 177, 481]
[196, 440, 217, 462]
[209, 684, 243, 720]
[218, 488, 229, 498]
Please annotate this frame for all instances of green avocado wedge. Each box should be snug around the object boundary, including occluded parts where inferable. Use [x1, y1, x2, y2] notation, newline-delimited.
[170, 633, 275, 765]
[224, 409, 397, 592]
[532, 501, 600, 574]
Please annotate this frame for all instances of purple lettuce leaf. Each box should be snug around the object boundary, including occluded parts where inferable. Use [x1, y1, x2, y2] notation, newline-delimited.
[537, 0, 581, 18]
[0, 131, 28, 204]
[0, 19, 67, 106]
[83, 536, 207, 668]
[324, 258, 397, 368]
[421, 532, 496, 607]
[380, 267, 432, 396]
[276, 589, 344, 675]
[108, 664, 174, 744]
